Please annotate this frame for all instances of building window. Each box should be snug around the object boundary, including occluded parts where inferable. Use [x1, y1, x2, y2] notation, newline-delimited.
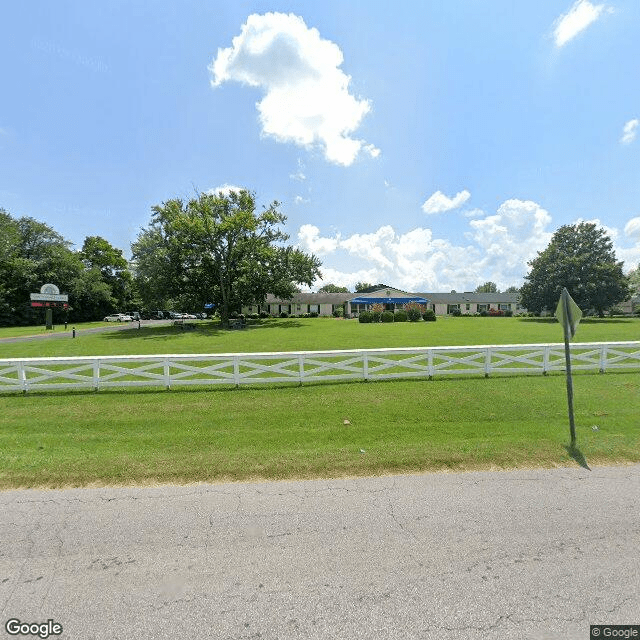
[477, 304, 488, 312]
[447, 304, 460, 314]
[498, 303, 511, 311]
[465, 304, 470, 311]
[309, 304, 319, 313]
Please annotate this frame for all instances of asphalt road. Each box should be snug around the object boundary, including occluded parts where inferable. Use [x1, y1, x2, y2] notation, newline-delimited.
[1, 465, 638, 640]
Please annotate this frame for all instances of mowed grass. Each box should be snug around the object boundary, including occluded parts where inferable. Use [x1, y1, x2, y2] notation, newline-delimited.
[0, 321, 112, 340]
[1, 371, 638, 489]
[1, 316, 639, 359]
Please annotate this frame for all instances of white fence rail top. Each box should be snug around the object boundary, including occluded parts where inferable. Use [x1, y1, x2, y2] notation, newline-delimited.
[1, 341, 638, 392]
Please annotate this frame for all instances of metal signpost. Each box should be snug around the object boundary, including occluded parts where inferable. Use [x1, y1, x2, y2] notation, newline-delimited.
[30, 284, 69, 330]
[554, 287, 583, 446]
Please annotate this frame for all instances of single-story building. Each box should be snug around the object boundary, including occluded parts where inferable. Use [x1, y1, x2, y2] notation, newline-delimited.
[243, 292, 351, 317]
[242, 287, 525, 317]
[417, 291, 524, 315]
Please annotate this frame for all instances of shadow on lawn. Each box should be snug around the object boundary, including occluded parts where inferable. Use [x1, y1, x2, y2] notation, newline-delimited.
[563, 443, 591, 470]
[518, 317, 633, 324]
[100, 319, 304, 340]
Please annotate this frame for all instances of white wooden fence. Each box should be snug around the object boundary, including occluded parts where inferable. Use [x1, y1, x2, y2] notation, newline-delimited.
[1, 342, 639, 393]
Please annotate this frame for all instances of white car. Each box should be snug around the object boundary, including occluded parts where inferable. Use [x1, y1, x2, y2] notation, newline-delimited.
[103, 314, 133, 322]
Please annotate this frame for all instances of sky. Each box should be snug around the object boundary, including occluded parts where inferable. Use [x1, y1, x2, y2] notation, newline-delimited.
[1, 0, 639, 292]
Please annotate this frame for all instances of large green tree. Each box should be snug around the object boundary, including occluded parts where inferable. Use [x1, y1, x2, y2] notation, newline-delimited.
[318, 283, 349, 293]
[520, 222, 629, 316]
[80, 236, 133, 311]
[0, 210, 134, 325]
[475, 281, 498, 293]
[132, 190, 321, 324]
[0, 211, 83, 325]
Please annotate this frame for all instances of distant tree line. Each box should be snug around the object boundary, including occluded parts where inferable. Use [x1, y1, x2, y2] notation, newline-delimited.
[1, 203, 635, 326]
[0, 209, 134, 326]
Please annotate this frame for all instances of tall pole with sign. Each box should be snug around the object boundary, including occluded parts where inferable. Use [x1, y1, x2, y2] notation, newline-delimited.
[30, 284, 69, 330]
[554, 287, 583, 447]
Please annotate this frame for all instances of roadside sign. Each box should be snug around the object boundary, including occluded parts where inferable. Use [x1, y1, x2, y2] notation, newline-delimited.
[554, 288, 583, 447]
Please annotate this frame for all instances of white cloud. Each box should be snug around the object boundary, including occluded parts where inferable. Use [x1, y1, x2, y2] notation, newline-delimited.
[620, 119, 639, 145]
[297, 199, 556, 292]
[298, 224, 339, 255]
[210, 12, 378, 166]
[624, 217, 640, 239]
[294, 195, 310, 205]
[206, 183, 245, 196]
[463, 208, 485, 219]
[422, 190, 471, 215]
[553, 0, 606, 48]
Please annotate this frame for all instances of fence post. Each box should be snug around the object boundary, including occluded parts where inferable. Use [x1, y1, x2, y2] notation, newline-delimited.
[164, 358, 170, 390]
[298, 354, 305, 385]
[233, 356, 240, 387]
[18, 361, 27, 393]
[599, 344, 608, 373]
[93, 360, 100, 391]
[363, 353, 369, 381]
[484, 347, 491, 378]
[543, 346, 550, 375]
[428, 349, 434, 380]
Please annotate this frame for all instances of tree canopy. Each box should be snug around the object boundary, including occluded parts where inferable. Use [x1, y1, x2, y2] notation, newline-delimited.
[131, 190, 321, 323]
[520, 222, 629, 316]
[475, 281, 498, 293]
[0, 210, 132, 325]
[318, 283, 349, 293]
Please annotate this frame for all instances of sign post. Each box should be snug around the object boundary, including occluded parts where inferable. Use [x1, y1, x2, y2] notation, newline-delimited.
[30, 284, 68, 330]
[554, 287, 583, 446]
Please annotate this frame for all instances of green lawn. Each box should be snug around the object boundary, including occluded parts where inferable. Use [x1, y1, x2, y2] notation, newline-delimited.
[1, 372, 638, 489]
[1, 316, 639, 359]
[2, 316, 638, 490]
[0, 321, 112, 340]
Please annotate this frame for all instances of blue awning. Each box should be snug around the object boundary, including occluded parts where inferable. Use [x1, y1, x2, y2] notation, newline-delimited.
[350, 296, 429, 304]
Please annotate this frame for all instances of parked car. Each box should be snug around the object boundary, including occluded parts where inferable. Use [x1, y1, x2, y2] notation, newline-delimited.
[124, 311, 141, 321]
[103, 314, 132, 322]
[182, 313, 197, 319]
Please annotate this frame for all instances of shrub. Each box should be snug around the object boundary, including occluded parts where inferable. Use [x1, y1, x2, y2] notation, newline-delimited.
[504, 309, 513, 317]
[280, 311, 289, 318]
[248, 313, 259, 320]
[259, 311, 270, 319]
[488, 308, 504, 317]
[309, 311, 319, 318]
[371, 310, 382, 323]
[332, 307, 344, 317]
[358, 311, 373, 323]
[229, 312, 238, 319]
[394, 309, 408, 322]
[381, 311, 394, 323]
[480, 309, 488, 317]
[423, 309, 436, 321]
[451, 308, 462, 317]
[404, 302, 425, 322]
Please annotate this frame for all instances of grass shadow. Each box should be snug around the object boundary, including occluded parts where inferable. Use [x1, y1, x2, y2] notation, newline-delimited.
[563, 443, 591, 470]
[96, 318, 305, 341]
[518, 317, 633, 325]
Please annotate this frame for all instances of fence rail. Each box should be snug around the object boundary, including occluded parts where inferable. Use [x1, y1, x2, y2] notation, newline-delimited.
[1, 342, 639, 393]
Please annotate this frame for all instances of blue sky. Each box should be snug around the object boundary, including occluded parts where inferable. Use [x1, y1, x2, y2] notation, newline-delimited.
[1, 0, 639, 291]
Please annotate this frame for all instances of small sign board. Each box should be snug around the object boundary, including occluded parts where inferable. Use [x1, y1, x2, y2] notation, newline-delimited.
[30, 283, 68, 303]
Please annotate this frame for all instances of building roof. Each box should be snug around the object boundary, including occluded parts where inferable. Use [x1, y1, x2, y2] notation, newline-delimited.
[261, 289, 521, 305]
[264, 292, 350, 304]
